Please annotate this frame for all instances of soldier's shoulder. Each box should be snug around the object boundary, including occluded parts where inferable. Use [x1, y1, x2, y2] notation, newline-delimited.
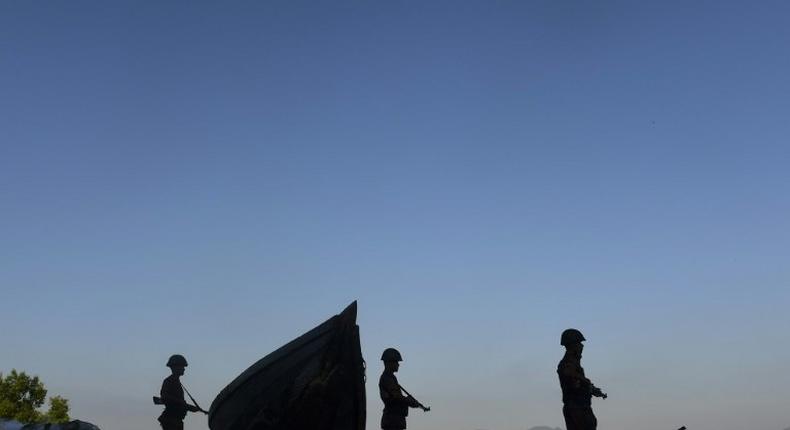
[379, 371, 396, 384]
[557, 357, 578, 372]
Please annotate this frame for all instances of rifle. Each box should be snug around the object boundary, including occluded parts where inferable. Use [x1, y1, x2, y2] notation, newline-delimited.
[182, 383, 209, 415]
[397, 384, 430, 412]
[152, 383, 209, 415]
[590, 385, 608, 399]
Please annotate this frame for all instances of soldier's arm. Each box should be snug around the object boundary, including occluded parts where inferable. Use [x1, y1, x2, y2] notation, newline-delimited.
[381, 377, 417, 407]
[590, 384, 607, 398]
[160, 381, 190, 408]
[558, 361, 592, 387]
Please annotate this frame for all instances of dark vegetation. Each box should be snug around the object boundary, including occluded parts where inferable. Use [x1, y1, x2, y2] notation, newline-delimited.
[0, 370, 70, 424]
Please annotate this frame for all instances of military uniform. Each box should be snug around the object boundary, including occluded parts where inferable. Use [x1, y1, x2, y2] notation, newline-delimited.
[379, 369, 417, 430]
[158, 374, 189, 430]
[557, 352, 597, 430]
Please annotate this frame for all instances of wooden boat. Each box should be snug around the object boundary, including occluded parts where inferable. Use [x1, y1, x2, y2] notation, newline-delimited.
[208, 302, 365, 430]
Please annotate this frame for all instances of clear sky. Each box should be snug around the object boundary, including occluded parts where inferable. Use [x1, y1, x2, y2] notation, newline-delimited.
[2, 2, 789, 430]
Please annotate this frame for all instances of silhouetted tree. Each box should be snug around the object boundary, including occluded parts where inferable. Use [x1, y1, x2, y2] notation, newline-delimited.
[0, 370, 70, 424]
[45, 396, 70, 423]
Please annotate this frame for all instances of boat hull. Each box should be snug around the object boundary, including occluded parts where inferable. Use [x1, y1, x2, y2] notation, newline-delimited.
[208, 302, 365, 430]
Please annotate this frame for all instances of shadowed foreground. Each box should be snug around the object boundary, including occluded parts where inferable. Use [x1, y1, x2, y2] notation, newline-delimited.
[0, 420, 100, 430]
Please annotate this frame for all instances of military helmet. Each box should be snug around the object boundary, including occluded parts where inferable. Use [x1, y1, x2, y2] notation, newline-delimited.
[560, 329, 586, 346]
[166, 354, 188, 367]
[381, 348, 403, 362]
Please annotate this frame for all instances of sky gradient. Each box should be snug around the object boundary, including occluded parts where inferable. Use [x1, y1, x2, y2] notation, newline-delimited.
[2, 2, 789, 430]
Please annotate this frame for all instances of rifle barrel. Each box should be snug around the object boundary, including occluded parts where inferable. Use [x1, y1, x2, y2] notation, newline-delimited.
[397, 384, 429, 410]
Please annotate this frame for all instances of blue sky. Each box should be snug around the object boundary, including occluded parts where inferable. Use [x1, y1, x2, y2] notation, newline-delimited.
[2, 2, 789, 430]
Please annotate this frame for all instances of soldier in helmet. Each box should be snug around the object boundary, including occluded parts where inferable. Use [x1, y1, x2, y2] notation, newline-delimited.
[557, 329, 607, 430]
[379, 348, 428, 430]
[158, 354, 202, 430]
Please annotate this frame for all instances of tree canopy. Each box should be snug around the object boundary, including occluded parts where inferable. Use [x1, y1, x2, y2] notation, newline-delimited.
[0, 370, 70, 424]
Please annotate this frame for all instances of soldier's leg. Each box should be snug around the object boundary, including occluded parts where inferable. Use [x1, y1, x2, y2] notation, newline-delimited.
[160, 420, 184, 430]
[583, 408, 597, 430]
[563, 407, 594, 430]
[562, 407, 580, 430]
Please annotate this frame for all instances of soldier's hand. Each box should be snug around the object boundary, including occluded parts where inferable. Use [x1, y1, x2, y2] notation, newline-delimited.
[187, 405, 200, 412]
[590, 386, 606, 398]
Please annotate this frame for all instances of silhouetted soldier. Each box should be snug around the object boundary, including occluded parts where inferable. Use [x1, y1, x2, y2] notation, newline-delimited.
[557, 329, 607, 430]
[157, 354, 202, 430]
[379, 348, 429, 430]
